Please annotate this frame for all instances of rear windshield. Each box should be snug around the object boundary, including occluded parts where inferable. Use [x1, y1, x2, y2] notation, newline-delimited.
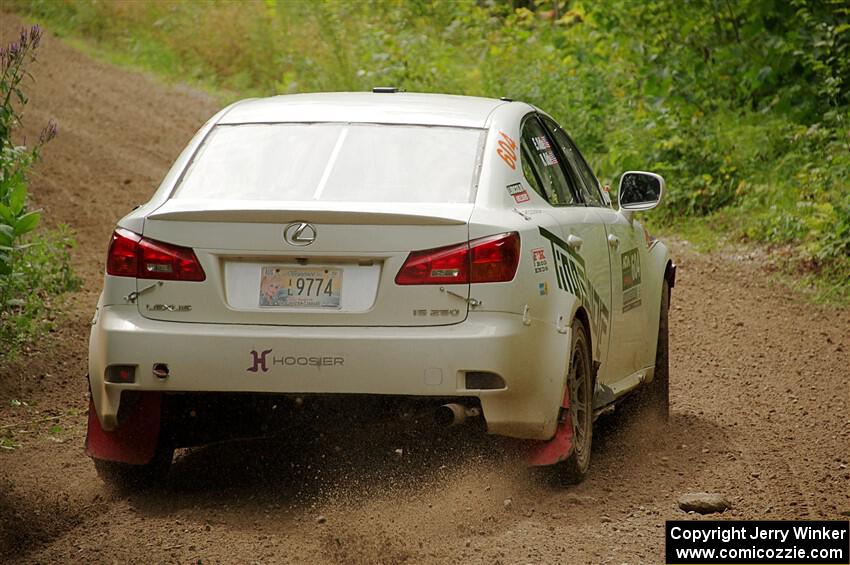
[173, 123, 485, 203]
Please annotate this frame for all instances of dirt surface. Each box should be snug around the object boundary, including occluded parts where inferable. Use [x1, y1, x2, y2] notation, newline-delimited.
[1, 15, 849, 565]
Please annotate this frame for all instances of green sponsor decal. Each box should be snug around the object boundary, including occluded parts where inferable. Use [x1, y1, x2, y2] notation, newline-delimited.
[539, 227, 610, 338]
[621, 247, 642, 313]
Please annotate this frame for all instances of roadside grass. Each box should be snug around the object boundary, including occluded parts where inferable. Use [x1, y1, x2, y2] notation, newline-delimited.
[0, 227, 80, 361]
[39, 20, 240, 103]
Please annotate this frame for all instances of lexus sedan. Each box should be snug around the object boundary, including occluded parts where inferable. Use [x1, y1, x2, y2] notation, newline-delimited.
[87, 90, 675, 487]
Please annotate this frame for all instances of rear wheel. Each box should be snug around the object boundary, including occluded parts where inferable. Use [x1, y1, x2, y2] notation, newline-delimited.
[555, 320, 593, 484]
[635, 279, 670, 422]
[93, 445, 173, 491]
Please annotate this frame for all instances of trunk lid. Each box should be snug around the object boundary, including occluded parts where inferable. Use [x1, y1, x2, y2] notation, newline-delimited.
[136, 200, 472, 327]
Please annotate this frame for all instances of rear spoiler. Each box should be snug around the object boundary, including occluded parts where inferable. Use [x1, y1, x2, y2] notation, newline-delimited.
[147, 199, 472, 226]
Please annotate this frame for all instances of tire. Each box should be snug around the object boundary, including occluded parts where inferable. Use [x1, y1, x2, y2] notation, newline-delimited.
[635, 279, 670, 422]
[93, 446, 173, 491]
[555, 319, 594, 485]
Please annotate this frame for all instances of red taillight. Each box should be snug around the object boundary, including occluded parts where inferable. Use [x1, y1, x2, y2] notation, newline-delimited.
[106, 228, 205, 281]
[395, 232, 520, 285]
[138, 237, 205, 281]
[106, 229, 141, 277]
[469, 232, 521, 283]
[395, 240, 470, 285]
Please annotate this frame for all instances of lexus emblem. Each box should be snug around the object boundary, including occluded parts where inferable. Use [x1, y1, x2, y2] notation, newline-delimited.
[283, 222, 317, 246]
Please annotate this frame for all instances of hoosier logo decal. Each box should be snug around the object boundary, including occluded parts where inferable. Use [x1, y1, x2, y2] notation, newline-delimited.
[247, 349, 272, 373]
[247, 349, 345, 373]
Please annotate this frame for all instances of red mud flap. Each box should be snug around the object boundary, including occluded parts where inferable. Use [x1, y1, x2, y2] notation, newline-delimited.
[85, 392, 162, 465]
[526, 387, 573, 467]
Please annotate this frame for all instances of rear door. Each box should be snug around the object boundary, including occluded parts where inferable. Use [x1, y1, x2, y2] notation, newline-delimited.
[135, 122, 486, 327]
[542, 118, 650, 384]
[518, 114, 612, 365]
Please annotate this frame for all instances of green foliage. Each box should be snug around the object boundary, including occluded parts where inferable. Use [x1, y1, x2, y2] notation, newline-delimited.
[1, 25, 51, 276]
[9, 0, 850, 297]
[0, 226, 80, 357]
[1, 25, 78, 359]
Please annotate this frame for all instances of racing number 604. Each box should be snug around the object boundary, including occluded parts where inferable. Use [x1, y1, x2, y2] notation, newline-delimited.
[497, 131, 517, 170]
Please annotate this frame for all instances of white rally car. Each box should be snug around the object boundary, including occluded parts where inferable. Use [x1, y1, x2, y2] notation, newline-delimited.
[87, 91, 675, 486]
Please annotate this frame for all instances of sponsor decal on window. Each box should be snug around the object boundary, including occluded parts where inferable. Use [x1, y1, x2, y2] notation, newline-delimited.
[532, 136, 551, 151]
[532, 135, 558, 166]
[539, 149, 559, 167]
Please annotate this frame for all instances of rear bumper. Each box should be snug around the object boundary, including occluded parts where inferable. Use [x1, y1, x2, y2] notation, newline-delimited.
[89, 305, 569, 440]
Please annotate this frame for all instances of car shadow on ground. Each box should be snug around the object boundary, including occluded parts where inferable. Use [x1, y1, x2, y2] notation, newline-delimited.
[589, 406, 730, 492]
[148, 417, 514, 503]
[122, 400, 731, 522]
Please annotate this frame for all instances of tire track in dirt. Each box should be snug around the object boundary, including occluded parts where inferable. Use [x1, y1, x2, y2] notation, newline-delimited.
[1, 15, 848, 565]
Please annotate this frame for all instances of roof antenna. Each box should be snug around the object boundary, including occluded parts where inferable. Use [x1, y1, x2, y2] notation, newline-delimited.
[372, 86, 400, 93]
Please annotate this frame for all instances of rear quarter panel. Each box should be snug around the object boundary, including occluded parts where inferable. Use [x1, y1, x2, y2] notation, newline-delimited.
[467, 103, 593, 432]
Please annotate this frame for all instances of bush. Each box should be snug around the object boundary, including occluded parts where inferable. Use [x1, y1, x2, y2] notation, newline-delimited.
[0, 25, 78, 359]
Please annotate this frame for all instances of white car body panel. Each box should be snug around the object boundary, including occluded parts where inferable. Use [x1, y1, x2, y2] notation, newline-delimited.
[218, 92, 505, 128]
[89, 307, 568, 439]
[89, 92, 672, 442]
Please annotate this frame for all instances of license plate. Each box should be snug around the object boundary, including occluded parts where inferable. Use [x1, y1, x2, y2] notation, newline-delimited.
[259, 267, 342, 308]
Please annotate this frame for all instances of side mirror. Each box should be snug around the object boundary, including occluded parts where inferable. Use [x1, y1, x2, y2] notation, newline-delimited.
[618, 171, 665, 212]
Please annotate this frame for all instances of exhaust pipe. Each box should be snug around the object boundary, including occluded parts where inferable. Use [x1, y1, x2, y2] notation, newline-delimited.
[435, 403, 481, 427]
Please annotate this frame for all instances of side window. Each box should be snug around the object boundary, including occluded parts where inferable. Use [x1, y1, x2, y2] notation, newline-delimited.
[541, 116, 605, 207]
[520, 142, 545, 199]
[519, 116, 578, 207]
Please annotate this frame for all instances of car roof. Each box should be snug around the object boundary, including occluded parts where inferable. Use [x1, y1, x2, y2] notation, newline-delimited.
[218, 92, 510, 128]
